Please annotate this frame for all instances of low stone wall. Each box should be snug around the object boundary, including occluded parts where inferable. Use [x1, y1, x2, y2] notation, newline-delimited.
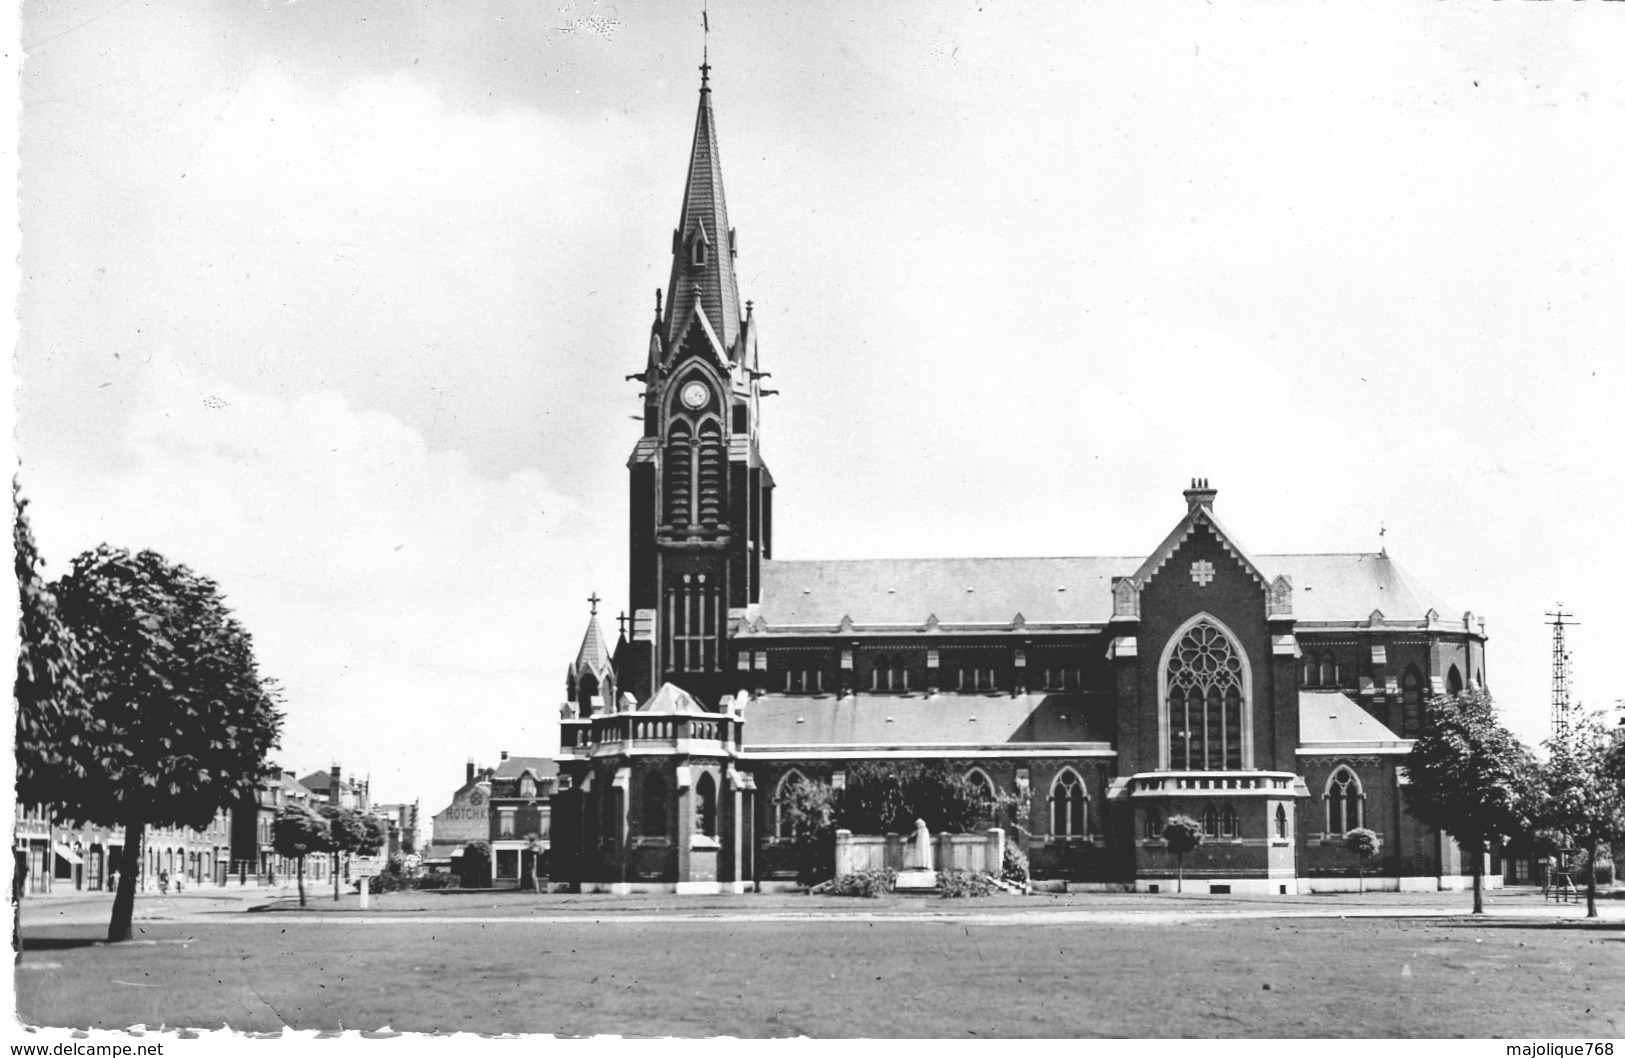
[833, 829, 1006, 876]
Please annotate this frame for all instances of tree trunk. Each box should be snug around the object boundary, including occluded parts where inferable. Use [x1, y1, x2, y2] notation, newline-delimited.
[296, 856, 306, 907]
[1177, 854, 1184, 894]
[1357, 859, 1365, 894]
[107, 819, 144, 943]
[1585, 837, 1598, 920]
[333, 851, 340, 901]
[1471, 840, 1484, 914]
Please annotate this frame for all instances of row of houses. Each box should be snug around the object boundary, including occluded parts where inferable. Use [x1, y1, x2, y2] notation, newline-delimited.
[16, 763, 423, 894]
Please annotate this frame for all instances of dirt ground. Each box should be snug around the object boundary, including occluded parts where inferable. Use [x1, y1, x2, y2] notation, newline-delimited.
[13, 888, 1624, 1037]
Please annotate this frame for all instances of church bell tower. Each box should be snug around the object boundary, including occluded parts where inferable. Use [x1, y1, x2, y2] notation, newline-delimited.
[623, 62, 774, 707]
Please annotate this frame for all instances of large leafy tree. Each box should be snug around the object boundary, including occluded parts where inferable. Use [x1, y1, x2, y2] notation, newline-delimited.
[272, 804, 331, 908]
[1538, 716, 1625, 920]
[834, 762, 1017, 834]
[52, 546, 284, 941]
[1402, 691, 1538, 914]
[14, 483, 90, 805]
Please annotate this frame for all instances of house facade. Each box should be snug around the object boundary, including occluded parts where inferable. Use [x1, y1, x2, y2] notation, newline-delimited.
[550, 64, 1491, 895]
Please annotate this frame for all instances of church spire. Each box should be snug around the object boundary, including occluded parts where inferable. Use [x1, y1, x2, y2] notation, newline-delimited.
[663, 60, 742, 357]
[570, 593, 613, 683]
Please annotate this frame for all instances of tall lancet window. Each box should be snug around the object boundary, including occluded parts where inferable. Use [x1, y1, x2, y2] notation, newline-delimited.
[1164, 618, 1248, 770]
[664, 420, 693, 526]
[666, 573, 722, 674]
[696, 420, 725, 525]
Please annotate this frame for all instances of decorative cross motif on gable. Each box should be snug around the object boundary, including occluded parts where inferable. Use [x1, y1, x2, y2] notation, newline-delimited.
[1190, 560, 1216, 587]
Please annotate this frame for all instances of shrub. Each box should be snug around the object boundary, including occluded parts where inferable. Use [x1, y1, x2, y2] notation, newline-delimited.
[1001, 842, 1030, 886]
[1575, 850, 1615, 887]
[938, 869, 999, 898]
[825, 868, 896, 898]
[353, 871, 457, 893]
[413, 873, 461, 890]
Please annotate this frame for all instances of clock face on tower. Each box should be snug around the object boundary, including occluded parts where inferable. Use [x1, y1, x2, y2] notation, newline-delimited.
[680, 381, 708, 410]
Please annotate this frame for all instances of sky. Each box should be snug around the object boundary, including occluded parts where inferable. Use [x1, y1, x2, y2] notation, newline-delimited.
[13, 1, 1625, 815]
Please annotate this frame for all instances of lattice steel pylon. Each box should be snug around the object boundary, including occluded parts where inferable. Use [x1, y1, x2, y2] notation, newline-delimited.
[1546, 608, 1578, 744]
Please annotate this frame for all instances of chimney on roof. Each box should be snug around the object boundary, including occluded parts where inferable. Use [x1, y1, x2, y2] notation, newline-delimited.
[501, 750, 509, 761]
[466, 758, 475, 783]
[330, 764, 342, 804]
[1184, 477, 1217, 513]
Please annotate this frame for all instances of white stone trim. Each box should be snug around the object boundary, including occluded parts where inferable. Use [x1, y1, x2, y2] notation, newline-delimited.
[1296, 742, 1412, 756]
[590, 881, 755, 895]
[1136, 877, 1299, 895]
[747, 746, 1116, 760]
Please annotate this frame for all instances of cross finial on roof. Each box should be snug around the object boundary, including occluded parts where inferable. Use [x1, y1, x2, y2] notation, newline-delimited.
[587, 591, 601, 616]
[700, 2, 711, 87]
[616, 610, 629, 637]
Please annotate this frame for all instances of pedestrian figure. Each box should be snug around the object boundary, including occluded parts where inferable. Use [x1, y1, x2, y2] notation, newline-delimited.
[158, 870, 169, 895]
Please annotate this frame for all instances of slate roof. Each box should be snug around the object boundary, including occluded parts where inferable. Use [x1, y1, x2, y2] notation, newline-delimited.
[751, 552, 1461, 630]
[1298, 691, 1404, 743]
[640, 682, 709, 714]
[752, 557, 1135, 628]
[744, 693, 1113, 751]
[297, 770, 359, 796]
[663, 75, 741, 355]
[491, 756, 558, 781]
[571, 615, 613, 680]
[1271, 553, 1460, 624]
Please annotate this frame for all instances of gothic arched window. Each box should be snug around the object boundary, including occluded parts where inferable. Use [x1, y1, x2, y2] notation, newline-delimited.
[663, 420, 693, 526]
[1220, 804, 1239, 839]
[1320, 654, 1336, 688]
[694, 772, 717, 838]
[696, 420, 725, 525]
[965, 768, 996, 822]
[774, 770, 807, 839]
[1202, 804, 1219, 838]
[1303, 652, 1319, 688]
[1164, 619, 1248, 770]
[1144, 806, 1163, 841]
[1447, 664, 1464, 696]
[1275, 803, 1289, 839]
[1325, 766, 1363, 834]
[1051, 769, 1087, 837]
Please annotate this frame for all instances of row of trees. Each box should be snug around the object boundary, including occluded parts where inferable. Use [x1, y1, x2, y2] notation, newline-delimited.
[1403, 691, 1625, 917]
[15, 483, 285, 941]
[1154, 694, 1624, 911]
[272, 804, 387, 906]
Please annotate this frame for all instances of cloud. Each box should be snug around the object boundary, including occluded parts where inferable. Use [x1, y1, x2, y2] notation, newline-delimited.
[24, 355, 608, 802]
[21, 61, 652, 479]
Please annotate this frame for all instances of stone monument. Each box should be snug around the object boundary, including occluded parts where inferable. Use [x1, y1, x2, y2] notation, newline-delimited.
[895, 818, 938, 890]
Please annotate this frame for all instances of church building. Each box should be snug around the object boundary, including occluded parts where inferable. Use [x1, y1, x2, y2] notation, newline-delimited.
[550, 63, 1491, 895]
